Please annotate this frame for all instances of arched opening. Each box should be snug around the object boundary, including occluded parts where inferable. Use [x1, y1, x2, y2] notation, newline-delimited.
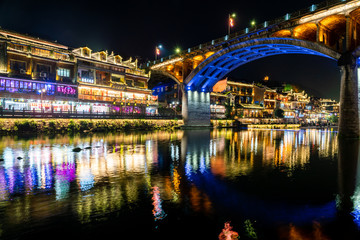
[293, 23, 317, 42]
[148, 70, 182, 116]
[185, 38, 340, 92]
[180, 38, 345, 128]
[271, 30, 292, 38]
[319, 15, 346, 50]
[349, 8, 360, 49]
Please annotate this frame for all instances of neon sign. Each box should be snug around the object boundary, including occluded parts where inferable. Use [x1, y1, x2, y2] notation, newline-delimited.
[56, 86, 77, 95]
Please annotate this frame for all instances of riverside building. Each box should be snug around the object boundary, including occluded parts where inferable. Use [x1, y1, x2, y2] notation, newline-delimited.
[0, 29, 157, 115]
[73, 47, 157, 115]
[0, 29, 78, 112]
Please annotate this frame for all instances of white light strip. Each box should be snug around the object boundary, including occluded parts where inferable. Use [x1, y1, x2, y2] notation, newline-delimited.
[150, 57, 184, 69]
[298, 1, 360, 24]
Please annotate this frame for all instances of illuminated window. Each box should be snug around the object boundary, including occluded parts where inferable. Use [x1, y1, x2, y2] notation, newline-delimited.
[83, 48, 90, 57]
[100, 52, 106, 61]
[115, 56, 121, 64]
[79, 69, 94, 83]
[111, 74, 125, 83]
[57, 68, 70, 77]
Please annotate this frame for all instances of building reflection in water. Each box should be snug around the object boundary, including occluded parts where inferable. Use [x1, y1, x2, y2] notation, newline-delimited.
[207, 129, 338, 179]
[0, 128, 355, 239]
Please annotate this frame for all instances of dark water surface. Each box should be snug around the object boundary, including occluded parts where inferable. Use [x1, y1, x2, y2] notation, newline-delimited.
[0, 129, 360, 239]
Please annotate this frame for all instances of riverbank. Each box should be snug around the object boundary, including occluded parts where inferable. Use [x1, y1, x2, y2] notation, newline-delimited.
[0, 118, 184, 135]
[248, 124, 338, 130]
[248, 124, 301, 129]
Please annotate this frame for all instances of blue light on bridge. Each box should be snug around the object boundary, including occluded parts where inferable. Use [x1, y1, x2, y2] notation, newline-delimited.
[186, 38, 336, 93]
[357, 57, 360, 66]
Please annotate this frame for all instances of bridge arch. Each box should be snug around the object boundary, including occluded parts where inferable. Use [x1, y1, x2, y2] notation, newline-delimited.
[184, 37, 340, 92]
[318, 14, 347, 48]
[150, 69, 182, 85]
[293, 23, 317, 42]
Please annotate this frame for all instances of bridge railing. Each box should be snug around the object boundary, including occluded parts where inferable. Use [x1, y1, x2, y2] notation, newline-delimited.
[148, 0, 355, 68]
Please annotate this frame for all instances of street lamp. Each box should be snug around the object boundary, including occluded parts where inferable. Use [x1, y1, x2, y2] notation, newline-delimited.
[250, 20, 256, 27]
[38, 88, 46, 112]
[155, 44, 162, 60]
[228, 13, 236, 35]
[175, 47, 181, 54]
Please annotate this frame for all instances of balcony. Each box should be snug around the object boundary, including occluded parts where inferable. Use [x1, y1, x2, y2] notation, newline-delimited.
[125, 68, 150, 77]
[33, 72, 56, 82]
[57, 77, 74, 84]
[8, 70, 32, 80]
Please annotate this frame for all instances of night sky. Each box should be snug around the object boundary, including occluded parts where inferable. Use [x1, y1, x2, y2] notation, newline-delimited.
[0, 0, 341, 100]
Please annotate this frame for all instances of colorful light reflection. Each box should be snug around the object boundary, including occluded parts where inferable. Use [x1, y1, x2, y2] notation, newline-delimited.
[151, 186, 166, 221]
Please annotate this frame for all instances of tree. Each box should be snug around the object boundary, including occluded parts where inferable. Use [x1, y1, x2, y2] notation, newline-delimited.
[328, 114, 338, 124]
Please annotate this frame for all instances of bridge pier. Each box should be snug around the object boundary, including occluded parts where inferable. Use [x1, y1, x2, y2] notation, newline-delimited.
[181, 89, 211, 128]
[338, 52, 360, 138]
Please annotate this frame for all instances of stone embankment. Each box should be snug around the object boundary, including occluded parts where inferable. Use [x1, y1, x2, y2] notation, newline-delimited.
[0, 119, 184, 135]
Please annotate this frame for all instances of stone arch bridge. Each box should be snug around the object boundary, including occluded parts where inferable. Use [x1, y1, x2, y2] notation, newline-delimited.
[148, 0, 360, 138]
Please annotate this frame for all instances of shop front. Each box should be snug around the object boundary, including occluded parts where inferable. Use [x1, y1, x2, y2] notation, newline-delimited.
[2, 99, 28, 110]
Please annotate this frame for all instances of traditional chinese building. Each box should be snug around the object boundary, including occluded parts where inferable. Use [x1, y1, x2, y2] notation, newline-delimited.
[263, 88, 278, 117]
[0, 29, 78, 111]
[73, 47, 157, 114]
[0, 28, 157, 115]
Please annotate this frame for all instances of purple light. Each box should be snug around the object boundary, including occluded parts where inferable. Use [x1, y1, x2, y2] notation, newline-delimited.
[57, 86, 77, 95]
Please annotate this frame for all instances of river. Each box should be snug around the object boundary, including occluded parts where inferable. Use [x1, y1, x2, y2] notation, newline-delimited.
[0, 129, 359, 239]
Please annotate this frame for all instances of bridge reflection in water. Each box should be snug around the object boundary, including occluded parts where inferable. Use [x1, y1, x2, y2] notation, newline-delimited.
[0, 129, 359, 239]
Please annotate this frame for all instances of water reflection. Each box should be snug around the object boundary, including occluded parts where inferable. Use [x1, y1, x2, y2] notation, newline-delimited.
[0, 129, 357, 239]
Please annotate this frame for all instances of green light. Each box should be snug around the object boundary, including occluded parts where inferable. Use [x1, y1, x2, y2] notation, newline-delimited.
[231, 13, 236, 18]
[251, 20, 256, 26]
[175, 48, 181, 54]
